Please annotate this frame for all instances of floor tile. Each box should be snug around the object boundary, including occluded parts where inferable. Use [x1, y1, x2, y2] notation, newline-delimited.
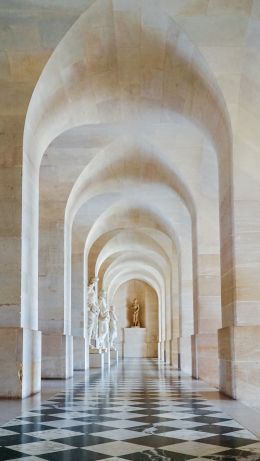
[125, 434, 184, 448]
[8, 441, 75, 456]
[100, 458, 126, 461]
[96, 420, 149, 429]
[0, 428, 19, 437]
[240, 441, 260, 453]
[3, 420, 31, 428]
[90, 429, 150, 440]
[157, 420, 207, 429]
[224, 429, 258, 440]
[160, 429, 212, 440]
[197, 434, 258, 448]
[7, 458, 45, 461]
[39, 448, 108, 461]
[84, 441, 149, 456]
[52, 434, 113, 447]
[163, 440, 229, 456]
[204, 448, 260, 459]
[120, 448, 194, 460]
[27, 428, 84, 440]
[214, 420, 244, 429]
[0, 447, 30, 460]
[40, 419, 90, 429]
[0, 435, 41, 447]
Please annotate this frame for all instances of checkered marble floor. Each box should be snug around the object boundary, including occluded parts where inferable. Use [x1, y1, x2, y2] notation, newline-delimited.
[0, 359, 259, 460]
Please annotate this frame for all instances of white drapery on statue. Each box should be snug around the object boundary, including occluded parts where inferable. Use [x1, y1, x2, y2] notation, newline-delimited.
[109, 305, 118, 351]
[87, 277, 99, 348]
[97, 290, 110, 351]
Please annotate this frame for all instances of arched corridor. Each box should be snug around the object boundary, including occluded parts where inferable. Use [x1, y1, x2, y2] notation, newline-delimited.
[0, 0, 260, 457]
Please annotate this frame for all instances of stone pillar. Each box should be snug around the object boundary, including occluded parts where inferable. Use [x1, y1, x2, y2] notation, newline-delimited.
[218, 326, 260, 401]
[192, 242, 221, 388]
[0, 118, 43, 397]
[192, 333, 219, 387]
[42, 333, 73, 379]
[0, 328, 41, 398]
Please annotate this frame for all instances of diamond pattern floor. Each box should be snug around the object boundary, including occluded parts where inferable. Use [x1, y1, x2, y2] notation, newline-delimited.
[0, 359, 259, 460]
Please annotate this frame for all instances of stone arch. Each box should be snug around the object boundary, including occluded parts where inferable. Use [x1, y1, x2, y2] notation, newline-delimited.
[20, 0, 234, 397]
[22, 0, 232, 333]
[105, 262, 164, 351]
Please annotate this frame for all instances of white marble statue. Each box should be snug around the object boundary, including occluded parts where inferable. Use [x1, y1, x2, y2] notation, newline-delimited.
[87, 277, 99, 348]
[97, 290, 110, 351]
[109, 305, 118, 351]
[132, 298, 141, 327]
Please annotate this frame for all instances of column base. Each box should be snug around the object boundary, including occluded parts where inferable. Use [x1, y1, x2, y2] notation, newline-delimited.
[42, 333, 73, 379]
[165, 340, 171, 364]
[158, 341, 165, 362]
[104, 350, 111, 366]
[0, 327, 41, 398]
[89, 350, 104, 368]
[192, 333, 219, 387]
[171, 336, 179, 368]
[74, 336, 87, 371]
[110, 350, 119, 363]
[219, 326, 260, 402]
[178, 336, 192, 374]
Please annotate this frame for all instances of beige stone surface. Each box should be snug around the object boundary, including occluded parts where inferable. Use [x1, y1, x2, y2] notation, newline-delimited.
[0, 0, 259, 402]
[0, 328, 41, 398]
[42, 334, 73, 379]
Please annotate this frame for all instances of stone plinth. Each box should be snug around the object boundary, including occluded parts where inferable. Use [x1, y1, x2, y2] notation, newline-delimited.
[42, 333, 73, 379]
[89, 350, 104, 368]
[192, 333, 219, 388]
[74, 336, 87, 371]
[165, 340, 171, 364]
[110, 350, 119, 363]
[171, 336, 179, 368]
[218, 326, 260, 402]
[178, 336, 192, 374]
[124, 328, 147, 358]
[0, 328, 41, 398]
[157, 341, 164, 361]
[104, 350, 110, 365]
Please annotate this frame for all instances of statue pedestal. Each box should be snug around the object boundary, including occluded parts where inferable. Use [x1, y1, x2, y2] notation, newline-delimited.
[89, 349, 104, 368]
[110, 350, 119, 363]
[104, 350, 110, 366]
[123, 328, 147, 358]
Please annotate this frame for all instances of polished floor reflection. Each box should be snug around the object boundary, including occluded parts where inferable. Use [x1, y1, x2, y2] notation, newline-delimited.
[0, 359, 260, 460]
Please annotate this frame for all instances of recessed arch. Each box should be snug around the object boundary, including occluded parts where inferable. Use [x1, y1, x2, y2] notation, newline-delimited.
[18, 0, 236, 399]
[22, 0, 233, 336]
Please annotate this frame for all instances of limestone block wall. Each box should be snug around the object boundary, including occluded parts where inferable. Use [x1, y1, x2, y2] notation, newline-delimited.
[0, 0, 260, 405]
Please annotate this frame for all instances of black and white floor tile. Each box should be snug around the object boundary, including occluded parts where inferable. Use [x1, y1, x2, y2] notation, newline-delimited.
[0, 360, 259, 460]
